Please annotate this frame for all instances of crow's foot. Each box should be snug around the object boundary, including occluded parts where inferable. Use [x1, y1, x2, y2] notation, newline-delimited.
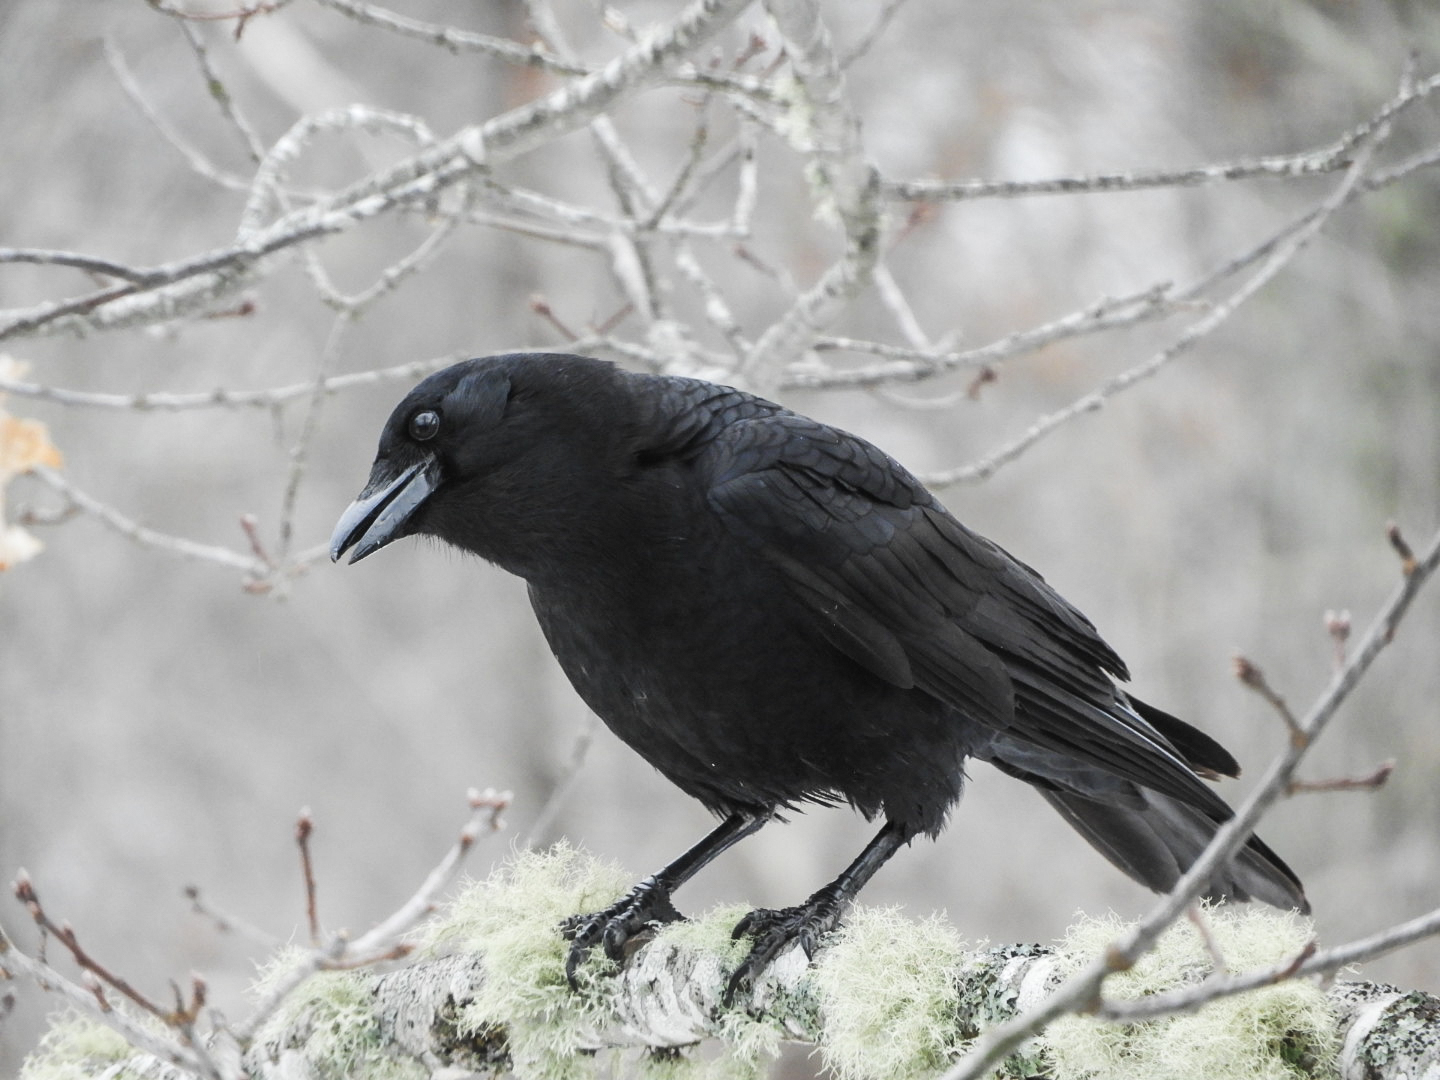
[725, 893, 845, 1005]
[561, 877, 685, 986]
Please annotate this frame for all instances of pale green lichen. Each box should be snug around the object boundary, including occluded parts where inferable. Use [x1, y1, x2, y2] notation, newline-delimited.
[656, 903, 789, 1080]
[419, 847, 796, 1080]
[1046, 905, 1338, 1080]
[416, 842, 632, 1080]
[19, 1011, 142, 1080]
[650, 902, 753, 965]
[811, 905, 969, 1080]
[711, 1002, 786, 1080]
[250, 947, 425, 1080]
[770, 72, 815, 154]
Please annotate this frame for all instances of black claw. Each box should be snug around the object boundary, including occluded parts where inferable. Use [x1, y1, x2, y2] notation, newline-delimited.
[562, 914, 599, 985]
[559, 878, 687, 988]
[723, 899, 846, 1007]
[602, 920, 628, 962]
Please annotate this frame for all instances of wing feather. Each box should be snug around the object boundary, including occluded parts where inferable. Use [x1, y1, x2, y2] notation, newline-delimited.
[703, 411, 1209, 802]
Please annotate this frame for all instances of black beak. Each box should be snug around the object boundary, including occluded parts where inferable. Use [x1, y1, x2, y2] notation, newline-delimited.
[330, 456, 440, 564]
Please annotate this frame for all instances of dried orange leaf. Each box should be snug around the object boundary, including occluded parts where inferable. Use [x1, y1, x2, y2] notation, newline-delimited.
[0, 414, 63, 479]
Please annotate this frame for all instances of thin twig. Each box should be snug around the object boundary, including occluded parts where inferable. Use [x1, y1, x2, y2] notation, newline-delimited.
[347, 787, 512, 955]
[525, 714, 600, 846]
[645, 97, 715, 230]
[148, 0, 292, 36]
[924, 114, 1394, 488]
[1388, 521, 1418, 576]
[0, 920, 212, 1077]
[1185, 905, 1228, 973]
[238, 513, 275, 571]
[177, 18, 267, 164]
[886, 70, 1440, 203]
[295, 809, 320, 945]
[238, 104, 437, 240]
[231, 790, 508, 1044]
[872, 262, 934, 351]
[315, 0, 586, 73]
[1097, 906, 1440, 1023]
[315, 0, 777, 103]
[275, 313, 352, 564]
[1233, 655, 1307, 747]
[183, 885, 281, 951]
[839, 0, 914, 69]
[103, 36, 252, 193]
[0, 248, 159, 284]
[14, 874, 168, 1023]
[0, 352, 475, 411]
[1287, 760, 1394, 795]
[789, 283, 1179, 388]
[1325, 609, 1352, 669]
[531, 295, 581, 340]
[476, 174, 743, 240]
[887, 147, 1355, 202]
[26, 466, 267, 575]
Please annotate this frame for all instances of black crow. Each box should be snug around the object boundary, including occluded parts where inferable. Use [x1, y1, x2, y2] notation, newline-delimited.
[331, 352, 1306, 998]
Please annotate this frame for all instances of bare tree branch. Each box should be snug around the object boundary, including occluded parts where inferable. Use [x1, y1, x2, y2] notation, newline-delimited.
[0, 0, 754, 343]
[314, 0, 587, 74]
[923, 100, 1401, 487]
[26, 465, 268, 576]
[737, 0, 882, 394]
[885, 69, 1440, 202]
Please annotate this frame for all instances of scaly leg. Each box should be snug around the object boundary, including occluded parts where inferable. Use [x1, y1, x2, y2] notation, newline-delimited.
[562, 812, 766, 984]
[726, 819, 910, 1003]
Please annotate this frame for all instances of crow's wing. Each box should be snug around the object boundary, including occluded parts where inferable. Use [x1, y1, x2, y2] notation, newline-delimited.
[703, 410, 1216, 806]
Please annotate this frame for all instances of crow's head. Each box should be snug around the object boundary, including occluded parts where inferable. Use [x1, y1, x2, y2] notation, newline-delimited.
[330, 352, 628, 571]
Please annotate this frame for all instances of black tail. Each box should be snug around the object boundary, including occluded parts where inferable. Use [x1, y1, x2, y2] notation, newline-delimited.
[984, 697, 1308, 914]
[1035, 784, 1309, 912]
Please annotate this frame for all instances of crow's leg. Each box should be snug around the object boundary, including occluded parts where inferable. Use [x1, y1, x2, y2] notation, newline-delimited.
[562, 812, 767, 984]
[726, 819, 910, 1004]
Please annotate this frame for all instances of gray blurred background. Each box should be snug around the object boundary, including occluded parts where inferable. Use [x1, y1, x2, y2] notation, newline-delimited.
[3, 0, 1440, 1073]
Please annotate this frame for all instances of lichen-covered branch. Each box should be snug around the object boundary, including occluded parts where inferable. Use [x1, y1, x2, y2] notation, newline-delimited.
[19, 879, 1440, 1080]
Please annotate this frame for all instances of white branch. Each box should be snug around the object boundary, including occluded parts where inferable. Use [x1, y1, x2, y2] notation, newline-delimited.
[885, 69, 1440, 202]
[736, 0, 882, 395]
[0, 0, 755, 343]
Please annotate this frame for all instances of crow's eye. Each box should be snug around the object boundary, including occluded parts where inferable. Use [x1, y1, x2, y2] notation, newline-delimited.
[409, 409, 440, 442]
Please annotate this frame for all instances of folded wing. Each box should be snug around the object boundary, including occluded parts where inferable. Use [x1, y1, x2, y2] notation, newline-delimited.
[703, 409, 1306, 911]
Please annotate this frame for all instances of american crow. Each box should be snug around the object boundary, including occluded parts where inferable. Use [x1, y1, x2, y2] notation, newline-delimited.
[331, 352, 1306, 998]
